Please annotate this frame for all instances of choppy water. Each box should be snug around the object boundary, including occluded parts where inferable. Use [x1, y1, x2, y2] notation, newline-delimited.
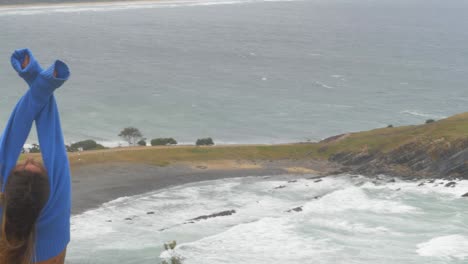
[0, 0, 467, 145]
[67, 175, 468, 263]
[1, 1, 466, 262]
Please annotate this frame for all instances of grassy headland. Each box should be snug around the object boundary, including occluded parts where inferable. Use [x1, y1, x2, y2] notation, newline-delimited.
[21, 112, 468, 179]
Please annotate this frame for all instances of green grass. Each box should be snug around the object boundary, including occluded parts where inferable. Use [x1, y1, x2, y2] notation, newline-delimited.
[19, 112, 468, 168]
[320, 112, 468, 156]
[59, 143, 323, 168]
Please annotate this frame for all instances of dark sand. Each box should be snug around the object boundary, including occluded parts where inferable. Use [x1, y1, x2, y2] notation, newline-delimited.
[71, 159, 340, 215]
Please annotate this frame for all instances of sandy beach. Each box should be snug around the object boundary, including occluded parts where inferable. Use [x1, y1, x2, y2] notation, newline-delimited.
[71, 159, 340, 215]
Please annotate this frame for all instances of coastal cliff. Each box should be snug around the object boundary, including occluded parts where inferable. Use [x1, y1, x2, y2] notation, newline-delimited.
[321, 113, 468, 179]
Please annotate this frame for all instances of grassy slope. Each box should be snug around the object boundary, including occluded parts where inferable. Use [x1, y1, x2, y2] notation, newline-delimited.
[19, 112, 468, 168]
[320, 112, 468, 156]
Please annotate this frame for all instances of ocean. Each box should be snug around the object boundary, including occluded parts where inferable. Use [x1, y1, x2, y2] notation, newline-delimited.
[68, 175, 468, 263]
[0, 0, 467, 146]
[0, 0, 466, 263]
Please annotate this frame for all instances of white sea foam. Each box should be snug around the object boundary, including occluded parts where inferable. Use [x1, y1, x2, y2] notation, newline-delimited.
[303, 186, 419, 214]
[416, 235, 468, 259]
[67, 175, 468, 263]
[315, 81, 335, 89]
[330, 74, 343, 78]
[362, 178, 468, 198]
[175, 217, 340, 264]
[400, 110, 447, 119]
[305, 218, 391, 234]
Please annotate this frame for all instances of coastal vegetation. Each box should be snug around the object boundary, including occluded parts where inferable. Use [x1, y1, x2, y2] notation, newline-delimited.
[21, 112, 468, 179]
[29, 143, 40, 153]
[160, 241, 182, 264]
[119, 127, 144, 146]
[151, 138, 178, 146]
[196, 138, 214, 146]
[67, 139, 106, 152]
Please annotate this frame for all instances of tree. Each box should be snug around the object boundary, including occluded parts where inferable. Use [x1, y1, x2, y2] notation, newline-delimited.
[118, 127, 143, 146]
[29, 143, 40, 153]
[196, 138, 214, 146]
[151, 138, 178, 146]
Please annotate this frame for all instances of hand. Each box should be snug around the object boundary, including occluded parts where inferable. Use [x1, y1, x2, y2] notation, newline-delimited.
[21, 53, 30, 69]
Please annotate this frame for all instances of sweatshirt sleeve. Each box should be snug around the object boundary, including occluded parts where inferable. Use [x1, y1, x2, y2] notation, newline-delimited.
[0, 93, 39, 190]
[0, 49, 70, 192]
[34, 95, 71, 262]
[0, 49, 44, 190]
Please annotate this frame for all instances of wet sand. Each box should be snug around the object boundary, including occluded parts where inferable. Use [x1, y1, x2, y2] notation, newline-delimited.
[71, 159, 340, 214]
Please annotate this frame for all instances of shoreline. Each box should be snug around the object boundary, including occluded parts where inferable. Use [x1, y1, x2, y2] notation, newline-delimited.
[71, 159, 340, 215]
[0, 0, 198, 9]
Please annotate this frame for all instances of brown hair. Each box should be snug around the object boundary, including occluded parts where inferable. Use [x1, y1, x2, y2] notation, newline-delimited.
[0, 159, 49, 264]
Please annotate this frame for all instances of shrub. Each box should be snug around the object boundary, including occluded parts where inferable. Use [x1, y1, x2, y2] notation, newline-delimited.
[425, 119, 435, 124]
[151, 138, 177, 146]
[196, 138, 214, 146]
[137, 139, 147, 146]
[29, 143, 40, 153]
[160, 241, 183, 264]
[387, 124, 393, 128]
[69, 140, 105, 151]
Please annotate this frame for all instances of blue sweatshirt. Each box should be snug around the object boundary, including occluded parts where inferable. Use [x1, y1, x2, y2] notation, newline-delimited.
[0, 49, 71, 262]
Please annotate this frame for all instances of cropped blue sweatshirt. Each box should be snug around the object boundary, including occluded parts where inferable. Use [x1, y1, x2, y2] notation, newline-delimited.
[0, 49, 71, 262]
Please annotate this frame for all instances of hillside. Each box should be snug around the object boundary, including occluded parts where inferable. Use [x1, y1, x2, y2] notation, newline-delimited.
[321, 112, 468, 178]
[21, 113, 468, 179]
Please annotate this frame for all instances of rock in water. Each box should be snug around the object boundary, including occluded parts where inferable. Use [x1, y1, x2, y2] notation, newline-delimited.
[445, 181, 457, 188]
[286, 206, 303, 213]
[274, 185, 286, 189]
[462, 192, 468, 197]
[188, 210, 236, 222]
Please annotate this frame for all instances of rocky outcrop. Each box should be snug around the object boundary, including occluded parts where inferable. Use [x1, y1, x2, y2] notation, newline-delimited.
[330, 139, 468, 179]
[188, 210, 236, 222]
[286, 206, 303, 213]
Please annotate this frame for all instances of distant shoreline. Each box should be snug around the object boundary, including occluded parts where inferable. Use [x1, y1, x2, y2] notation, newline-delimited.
[0, 0, 169, 9]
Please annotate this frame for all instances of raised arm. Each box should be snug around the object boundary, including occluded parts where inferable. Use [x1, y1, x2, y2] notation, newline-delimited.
[34, 95, 71, 263]
[0, 49, 43, 189]
[0, 49, 69, 191]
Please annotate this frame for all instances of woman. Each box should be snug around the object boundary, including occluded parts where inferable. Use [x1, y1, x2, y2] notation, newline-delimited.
[0, 49, 71, 263]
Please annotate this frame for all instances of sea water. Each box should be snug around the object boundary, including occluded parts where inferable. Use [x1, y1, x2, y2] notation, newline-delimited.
[0, 0, 467, 145]
[66, 175, 468, 263]
[0, 1, 466, 263]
